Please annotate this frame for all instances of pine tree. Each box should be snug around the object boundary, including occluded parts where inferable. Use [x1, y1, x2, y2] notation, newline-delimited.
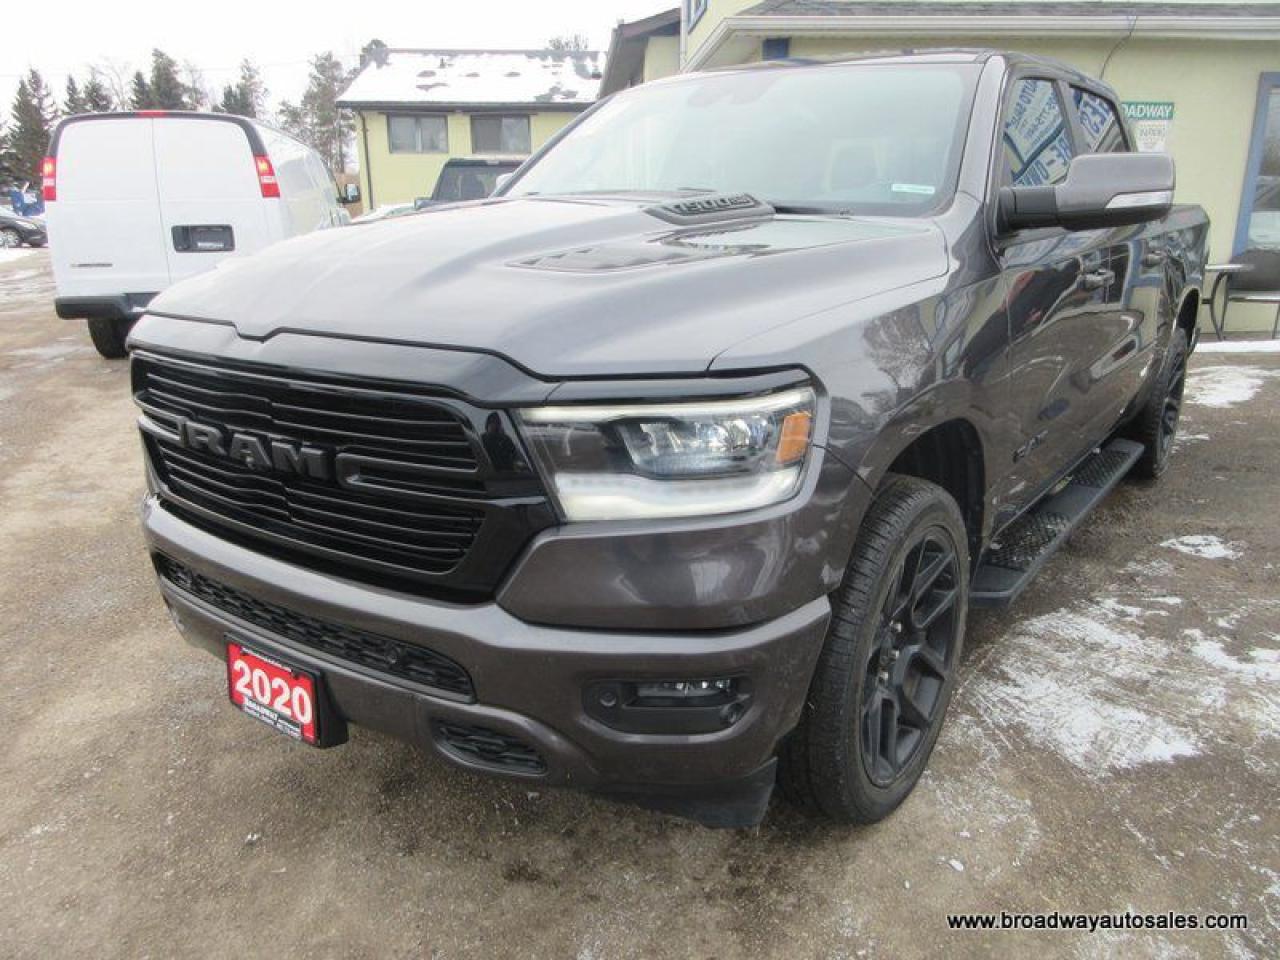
[278, 53, 355, 175]
[218, 60, 266, 118]
[9, 69, 57, 183]
[237, 59, 267, 118]
[148, 49, 190, 110]
[130, 71, 153, 110]
[64, 77, 88, 116]
[83, 72, 115, 113]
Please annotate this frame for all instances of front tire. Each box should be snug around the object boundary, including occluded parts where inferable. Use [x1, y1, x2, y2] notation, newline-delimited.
[87, 316, 132, 359]
[0, 228, 20, 248]
[1127, 326, 1188, 480]
[779, 474, 969, 823]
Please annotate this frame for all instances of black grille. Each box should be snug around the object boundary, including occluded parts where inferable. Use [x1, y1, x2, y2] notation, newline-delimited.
[156, 554, 475, 699]
[133, 352, 552, 598]
[435, 721, 546, 775]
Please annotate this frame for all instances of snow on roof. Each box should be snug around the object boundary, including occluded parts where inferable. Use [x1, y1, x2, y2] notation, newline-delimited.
[338, 49, 607, 108]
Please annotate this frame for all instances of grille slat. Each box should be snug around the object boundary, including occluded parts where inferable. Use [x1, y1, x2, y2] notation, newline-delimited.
[155, 555, 475, 698]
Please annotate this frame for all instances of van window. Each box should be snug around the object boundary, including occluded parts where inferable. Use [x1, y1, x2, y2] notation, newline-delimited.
[154, 119, 258, 200]
[1002, 78, 1075, 187]
[1071, 87, 1127, 153]
[57, 119, 157, 200]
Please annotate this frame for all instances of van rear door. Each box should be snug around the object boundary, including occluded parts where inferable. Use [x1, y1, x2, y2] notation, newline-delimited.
[152, 117, 278, 284]
[52, 117, 170, 298]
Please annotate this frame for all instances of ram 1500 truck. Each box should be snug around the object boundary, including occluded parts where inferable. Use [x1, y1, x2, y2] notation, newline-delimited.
[131, 51, 1208, 828]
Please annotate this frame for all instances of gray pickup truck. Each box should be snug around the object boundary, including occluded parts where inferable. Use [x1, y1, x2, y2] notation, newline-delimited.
[130, 50, 1207, 828]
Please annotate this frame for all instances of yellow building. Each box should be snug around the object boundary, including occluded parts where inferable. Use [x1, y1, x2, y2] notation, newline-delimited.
[339, 48, 606, 209]
[603, 1, 1280, 332]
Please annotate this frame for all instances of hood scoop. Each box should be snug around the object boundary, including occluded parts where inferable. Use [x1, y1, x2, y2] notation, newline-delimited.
[646, 193, 774, 226]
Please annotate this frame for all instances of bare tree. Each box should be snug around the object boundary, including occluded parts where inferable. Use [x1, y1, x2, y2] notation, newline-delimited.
[546, 34, 590, 52]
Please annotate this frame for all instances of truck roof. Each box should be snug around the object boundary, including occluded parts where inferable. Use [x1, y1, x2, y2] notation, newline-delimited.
[692, 47, 1121, 101]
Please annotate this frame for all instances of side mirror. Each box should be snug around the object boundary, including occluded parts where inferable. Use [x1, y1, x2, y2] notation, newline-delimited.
[339, 183, 361, 204]
[413, 197, 433, 210]
[999, 153, 1175, 233]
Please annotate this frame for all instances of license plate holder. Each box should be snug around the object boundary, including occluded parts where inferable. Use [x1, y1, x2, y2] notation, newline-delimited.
[226, 639, 323, 745]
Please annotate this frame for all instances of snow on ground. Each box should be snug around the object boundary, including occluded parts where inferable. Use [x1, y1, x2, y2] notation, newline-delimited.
[0, 247, 41, 264]
[1160, 534, 1242, 560]
[1196, 339, 1280, 354]
[1184, 365, 1280, 408]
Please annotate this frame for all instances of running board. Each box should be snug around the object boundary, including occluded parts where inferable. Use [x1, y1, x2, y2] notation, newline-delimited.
[970, 438, 1143, 607]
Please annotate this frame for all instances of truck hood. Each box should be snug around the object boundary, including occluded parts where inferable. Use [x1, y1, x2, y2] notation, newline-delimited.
[147, 195, 948, 377]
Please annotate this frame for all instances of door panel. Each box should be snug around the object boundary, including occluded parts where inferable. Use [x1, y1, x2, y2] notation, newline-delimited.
[51, 118, 170, 297]
[1001, 229, 1121, 515]
[152, 119, 274, 284]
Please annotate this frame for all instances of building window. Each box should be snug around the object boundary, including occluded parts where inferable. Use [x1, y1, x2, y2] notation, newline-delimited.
[1002, 78, 1075, 188]
[762, 38, 791, 60]
[1236, 73, 1280, 252]
[387, 115, 448, 153]
[686, 0, 708, 28]
[1071, 87, 1127, 153]
[470, 115, 531, 155]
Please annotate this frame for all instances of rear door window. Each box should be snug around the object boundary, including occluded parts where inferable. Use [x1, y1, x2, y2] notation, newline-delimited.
[1002, 78, 1075, 187]
[1071, 87, 1128, 153]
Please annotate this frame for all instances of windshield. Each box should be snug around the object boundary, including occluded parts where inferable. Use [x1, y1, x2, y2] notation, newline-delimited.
[435, 164, 519, 202]
[507, 62, 980, 215]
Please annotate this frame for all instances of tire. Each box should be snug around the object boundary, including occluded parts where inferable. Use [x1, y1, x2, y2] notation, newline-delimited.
[1126, 326, 1188, 480]
[779, 474, 969, 823]
[87, 316, 132, 359]
[0, 228, 20, 248]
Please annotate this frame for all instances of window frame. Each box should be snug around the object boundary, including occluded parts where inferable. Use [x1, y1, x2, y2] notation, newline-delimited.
[386, 113, 449, 154]
[1233, 71, 1280, 255]
[998, 75, 1078, 190]
[1069, 85, 1130, 154]
[469, 114, 532, 155]
[686, 0, 708, 29]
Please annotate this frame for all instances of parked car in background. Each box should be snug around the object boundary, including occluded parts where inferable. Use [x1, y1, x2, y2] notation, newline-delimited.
[44, 111, 352, 358]
[416, 156, 523, 207]
[0, 208, 47, 248]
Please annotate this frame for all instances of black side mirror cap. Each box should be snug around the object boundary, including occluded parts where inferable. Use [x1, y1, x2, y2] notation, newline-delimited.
[1000, 152, 1175, 233]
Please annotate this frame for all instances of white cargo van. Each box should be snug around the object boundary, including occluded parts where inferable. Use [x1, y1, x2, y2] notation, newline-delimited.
[44, 111, 351, 357]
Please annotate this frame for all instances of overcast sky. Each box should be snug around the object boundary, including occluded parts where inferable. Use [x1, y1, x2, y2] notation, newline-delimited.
[1, 0, 674, 118]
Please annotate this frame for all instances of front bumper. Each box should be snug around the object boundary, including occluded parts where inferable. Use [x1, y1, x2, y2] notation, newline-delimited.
[144, 496, 832, 827]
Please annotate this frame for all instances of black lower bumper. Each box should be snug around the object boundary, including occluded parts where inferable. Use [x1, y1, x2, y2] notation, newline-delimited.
[143, 497, 831, 827]
[55, 292, 156, 321]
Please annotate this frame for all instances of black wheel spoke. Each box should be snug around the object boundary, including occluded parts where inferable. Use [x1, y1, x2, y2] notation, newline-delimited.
[913, 584, 959, 632]
[909, 641, 949, 682]
[859, 522, 963, 787]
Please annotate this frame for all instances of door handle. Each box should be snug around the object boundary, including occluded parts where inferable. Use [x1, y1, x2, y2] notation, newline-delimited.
[1082, 268, 1115, 291]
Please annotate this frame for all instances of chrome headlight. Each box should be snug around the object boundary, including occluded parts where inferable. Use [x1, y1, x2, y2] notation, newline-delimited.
[518, 386, 815, 521]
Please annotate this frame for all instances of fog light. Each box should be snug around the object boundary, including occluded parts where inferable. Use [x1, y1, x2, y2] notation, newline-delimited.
[584, 677, 751, 735]
[633, 679, 737, 706]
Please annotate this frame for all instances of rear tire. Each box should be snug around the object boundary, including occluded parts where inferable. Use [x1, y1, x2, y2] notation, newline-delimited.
[779, 474, 969, 823]
[87, 316, 132, 359]
[1127, 326, 1188, 480]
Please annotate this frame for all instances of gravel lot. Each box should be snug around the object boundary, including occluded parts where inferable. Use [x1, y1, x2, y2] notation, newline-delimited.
[2, 248, 1276, 959]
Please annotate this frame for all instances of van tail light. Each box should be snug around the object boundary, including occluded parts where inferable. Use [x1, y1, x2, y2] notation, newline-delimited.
[41, 156, 56, 202]
[254, 155, 280, 198]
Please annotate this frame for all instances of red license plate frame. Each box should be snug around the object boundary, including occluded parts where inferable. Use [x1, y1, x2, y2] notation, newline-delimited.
[226, 640, 321, 745]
